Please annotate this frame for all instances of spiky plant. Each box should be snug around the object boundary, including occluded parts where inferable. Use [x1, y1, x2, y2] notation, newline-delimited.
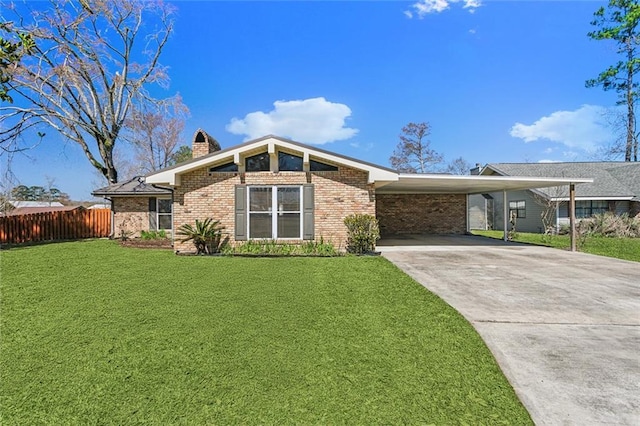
[176, 218, 226, 254]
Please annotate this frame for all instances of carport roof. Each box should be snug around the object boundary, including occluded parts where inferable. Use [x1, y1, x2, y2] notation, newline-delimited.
[376, 174, 593, 194]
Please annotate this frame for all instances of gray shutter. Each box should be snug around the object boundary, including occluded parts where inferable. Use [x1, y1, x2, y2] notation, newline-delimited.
[303, 184, 314, 240]
[148, 197, 157, 231]
[235, 185, 247, 241]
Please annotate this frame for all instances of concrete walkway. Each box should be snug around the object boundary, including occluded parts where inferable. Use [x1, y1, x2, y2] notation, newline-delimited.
[379, 235, 640, 425]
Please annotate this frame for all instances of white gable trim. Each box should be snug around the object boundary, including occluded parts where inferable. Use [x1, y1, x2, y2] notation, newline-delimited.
[145, 136, 399, 186]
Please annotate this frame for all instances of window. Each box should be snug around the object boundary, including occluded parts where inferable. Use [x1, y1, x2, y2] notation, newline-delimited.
[248, 186, 301, 239]
[509, 200, 526, 219]
[210, 162, 238, 173]
[278, 152, 303, 171]
[310, 159, 338, 172]
[245, 153, 270, 171]
[157, 198, 172, 230]
[575, 200, 608, 218]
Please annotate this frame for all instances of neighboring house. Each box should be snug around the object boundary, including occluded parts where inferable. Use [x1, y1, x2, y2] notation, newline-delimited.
[5, 205, 84, 216]
[87, 203, 110, 210]
[8, 200, 64, 208]
[93, 129, 591, 252]
[469, 162, 640, 233]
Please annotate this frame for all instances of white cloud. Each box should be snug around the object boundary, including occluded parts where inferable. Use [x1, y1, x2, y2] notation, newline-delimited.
[226, 97, 358, 144]
[509, 105, 614, 152]
[406, 0, 482, 19]
[538, 159, 561, 163]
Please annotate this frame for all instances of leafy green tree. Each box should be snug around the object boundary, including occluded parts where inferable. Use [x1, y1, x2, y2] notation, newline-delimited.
[389, 122, 444, 173]
[170, 145, 193, 166]
[0, 0, 175, 183]
[10, 184, 69, 203]
[0, 22, 34, 103]
[586, 0, 640, 162]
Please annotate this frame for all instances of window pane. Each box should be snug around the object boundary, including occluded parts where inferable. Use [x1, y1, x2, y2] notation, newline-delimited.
[250, 213, 272, 238]
[158, 199, 172, 213]
[277, 187, 300, 211]
[250, 187, 272, 211]
[278, 213, 300, 238]
[310, 159, 338, 171]
[278, 152, 303, 171]
[158, 214, 172, 230]
[210, 162, 238, 172]
[245, 153, 270, 171]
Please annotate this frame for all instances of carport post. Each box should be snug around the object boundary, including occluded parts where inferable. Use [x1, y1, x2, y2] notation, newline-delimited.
[569, 183, 576, 252]
[503, 190, 508, 242]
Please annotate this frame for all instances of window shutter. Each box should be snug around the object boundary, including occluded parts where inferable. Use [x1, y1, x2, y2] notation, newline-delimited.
[235, 185, 247, 241]
[148, 197, 157, 231]
[303, 184, 314, 240]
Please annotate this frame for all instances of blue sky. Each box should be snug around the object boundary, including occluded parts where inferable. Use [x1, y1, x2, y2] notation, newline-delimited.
[4, 0, 621, 200]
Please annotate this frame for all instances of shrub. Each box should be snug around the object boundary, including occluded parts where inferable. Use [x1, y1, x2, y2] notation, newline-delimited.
[578, 212, 640, 238]
[176, 218, 227, 254]
[140, 230, 167, 240]
[229, 238, 338, 256]
[344, 214, 380, 254]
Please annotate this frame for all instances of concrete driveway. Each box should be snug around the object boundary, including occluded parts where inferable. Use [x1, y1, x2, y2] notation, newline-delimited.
[379, 235, 640, 425]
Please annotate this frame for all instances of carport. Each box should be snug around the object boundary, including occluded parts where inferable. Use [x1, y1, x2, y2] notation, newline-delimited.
[375, 174, 592, 250]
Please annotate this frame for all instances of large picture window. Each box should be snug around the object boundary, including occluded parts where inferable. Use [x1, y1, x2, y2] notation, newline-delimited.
[248, 186, 301, 239]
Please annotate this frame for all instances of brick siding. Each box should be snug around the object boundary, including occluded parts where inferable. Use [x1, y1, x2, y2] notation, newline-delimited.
[112, 197, 149, 238]
[172, 166, 374, 252]
[376, 193, 467, 235]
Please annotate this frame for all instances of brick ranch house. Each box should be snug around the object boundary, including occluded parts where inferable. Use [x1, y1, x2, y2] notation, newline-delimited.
[93, 130, 590, 252]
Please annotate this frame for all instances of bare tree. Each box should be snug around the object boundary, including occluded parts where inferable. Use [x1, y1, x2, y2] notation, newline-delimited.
[532, 185, 568, 235]
[0, 0, 175, 183]
[123, 95, 189, 173]
[389, 122, 444, 173]
[444, 156, 472, 175]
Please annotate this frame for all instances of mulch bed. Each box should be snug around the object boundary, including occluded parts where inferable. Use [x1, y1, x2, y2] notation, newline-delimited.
[119, 239, 173, 249]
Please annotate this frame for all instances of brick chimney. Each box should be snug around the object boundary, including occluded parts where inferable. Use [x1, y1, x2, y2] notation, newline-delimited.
[192, 129, 221, 158]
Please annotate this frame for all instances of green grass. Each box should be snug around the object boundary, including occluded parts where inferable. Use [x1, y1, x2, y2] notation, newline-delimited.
[472, 230, 640, 262]
[1, 240, 531, 424]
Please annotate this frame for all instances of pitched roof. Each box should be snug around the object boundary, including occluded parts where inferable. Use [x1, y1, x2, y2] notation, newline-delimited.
[482, 162, 640, 199]
[5, 205, 84, 216]
[9, 200, 64, 208]
[146, 135, 399, 186]
[92, 176, 172, 197]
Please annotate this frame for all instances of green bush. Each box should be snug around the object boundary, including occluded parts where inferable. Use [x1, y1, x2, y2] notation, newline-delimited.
[344, 214, 380, 254]
[140, 230, 167, 240]
[229, 238, 338, 256]
[176, 218, 227, 254]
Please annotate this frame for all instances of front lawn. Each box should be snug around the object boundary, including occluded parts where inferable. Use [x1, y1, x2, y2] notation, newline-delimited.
[1, 240, 531, 424]
[471, 230, 640, 262]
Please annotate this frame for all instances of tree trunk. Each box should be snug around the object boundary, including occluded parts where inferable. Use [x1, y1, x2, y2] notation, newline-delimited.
[626, 36, 635, 162]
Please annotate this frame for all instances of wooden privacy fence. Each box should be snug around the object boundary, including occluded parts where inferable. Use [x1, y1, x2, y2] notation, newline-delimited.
[0, 209, 111, 245]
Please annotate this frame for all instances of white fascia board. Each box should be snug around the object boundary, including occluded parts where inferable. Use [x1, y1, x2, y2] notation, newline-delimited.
[274, 139, 399, 183]
[146, 136, 400, 186]
[386, 174, 593, 194]
[549, 196, 634, 202]
[145, 139, 270, 186]
[398, 174, 592, 185]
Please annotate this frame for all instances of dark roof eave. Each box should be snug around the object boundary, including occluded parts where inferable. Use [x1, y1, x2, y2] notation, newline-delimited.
[91, 189, 172, 197]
